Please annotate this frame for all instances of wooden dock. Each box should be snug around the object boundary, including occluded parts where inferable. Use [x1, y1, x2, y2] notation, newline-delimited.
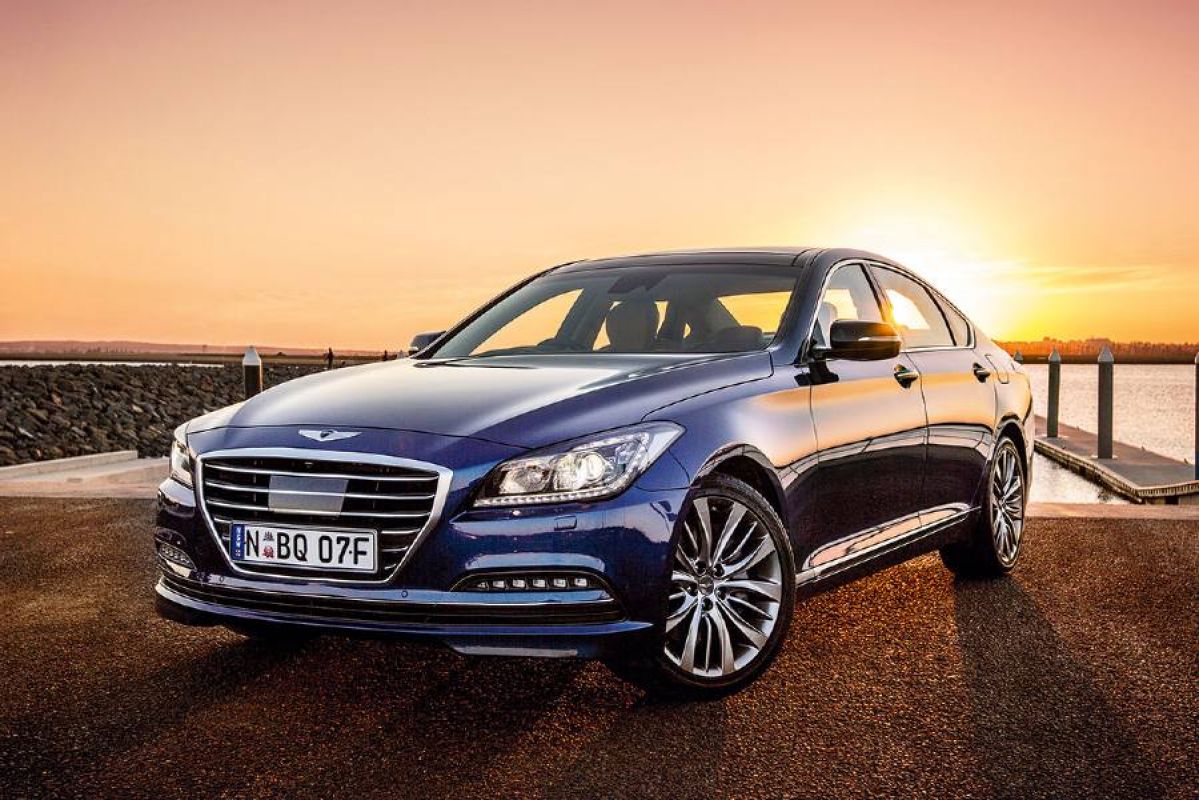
[1034, 416, 1199, 504]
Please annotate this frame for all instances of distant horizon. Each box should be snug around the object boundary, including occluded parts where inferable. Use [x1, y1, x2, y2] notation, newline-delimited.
[2, 335, 1197, 358]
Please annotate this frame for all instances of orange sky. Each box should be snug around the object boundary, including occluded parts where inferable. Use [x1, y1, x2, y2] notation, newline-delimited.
[2, 0, 1198, 349]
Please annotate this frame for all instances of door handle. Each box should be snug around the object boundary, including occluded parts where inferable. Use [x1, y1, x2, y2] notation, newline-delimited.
[893, 365, 919, 388]
[972, 362, 993, 382]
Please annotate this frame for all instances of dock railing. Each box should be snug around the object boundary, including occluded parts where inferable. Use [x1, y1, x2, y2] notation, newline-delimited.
[1038, 346, 1199, 501]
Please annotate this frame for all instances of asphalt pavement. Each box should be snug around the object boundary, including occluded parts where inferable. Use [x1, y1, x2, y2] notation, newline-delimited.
[1, 497, 1196, 799]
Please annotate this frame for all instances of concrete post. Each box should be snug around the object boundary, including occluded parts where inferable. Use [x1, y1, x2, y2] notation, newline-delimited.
[1047, 347, 1061, 438]
[1194, 352, 1198, 479]
[243, 346, 263, 399]
[1013, 349, 1023, 365]
[1097, 346, 1114, 459]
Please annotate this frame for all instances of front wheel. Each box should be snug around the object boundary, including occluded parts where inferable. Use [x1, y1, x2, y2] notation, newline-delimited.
[606, 474, 796, 699]
[941, 437, 1027, 578]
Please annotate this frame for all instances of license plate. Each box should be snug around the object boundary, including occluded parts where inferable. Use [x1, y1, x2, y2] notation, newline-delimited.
[230, 524, 377, 573]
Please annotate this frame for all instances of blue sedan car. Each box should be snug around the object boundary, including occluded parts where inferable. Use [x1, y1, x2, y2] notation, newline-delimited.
[155, 248, 1034, 697]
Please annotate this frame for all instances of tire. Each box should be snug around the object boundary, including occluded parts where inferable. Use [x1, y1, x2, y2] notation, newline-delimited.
[605, 474, 796, 699]
[940, 437, 1027, 578]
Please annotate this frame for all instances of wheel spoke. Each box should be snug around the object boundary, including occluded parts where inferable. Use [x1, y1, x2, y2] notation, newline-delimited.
[680, 603, 703, 672]
[712, 502, 747, 566]
[722, 535, 775, 578]
[666, 594, 698, 632]
[677, 526, 702, 570]
[721, 520, 758, 565]
[707, 604, 736, 675]
[693, 497, 714, 565]
[674, 551, 698, 577]
[718, 596, 768, 648]
[671, 569, 698, 586]
[702, 614, 715, 673]
[727, 593, 770, 620]
[720, 577, 782, 602]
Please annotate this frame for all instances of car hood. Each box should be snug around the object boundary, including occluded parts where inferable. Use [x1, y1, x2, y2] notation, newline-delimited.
[190, 352, 773, 449]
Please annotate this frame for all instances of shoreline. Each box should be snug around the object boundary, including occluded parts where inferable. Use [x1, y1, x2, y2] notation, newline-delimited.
[0, 353, 389, 366]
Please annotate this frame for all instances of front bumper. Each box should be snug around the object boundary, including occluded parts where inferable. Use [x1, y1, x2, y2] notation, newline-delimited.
[155, 572, 653, 658]
[154, 444, 690, 658]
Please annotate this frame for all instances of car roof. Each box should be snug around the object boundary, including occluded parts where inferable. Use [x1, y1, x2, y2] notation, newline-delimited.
[550, 247, 903, 273]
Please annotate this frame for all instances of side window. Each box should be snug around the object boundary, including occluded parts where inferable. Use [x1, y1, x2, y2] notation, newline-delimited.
[719, 291, 793, 336]
[869, 268, 954, 349]
[938, 297, 972, 346]
[812, 264, 884, 347]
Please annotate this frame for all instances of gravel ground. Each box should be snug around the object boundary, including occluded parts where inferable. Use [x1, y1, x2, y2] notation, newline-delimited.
[0, 498, 1195, 799]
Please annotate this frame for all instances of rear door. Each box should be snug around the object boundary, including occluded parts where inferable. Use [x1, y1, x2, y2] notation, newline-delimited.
[868, 266, 997, 520]
[806, 263, 928, 565]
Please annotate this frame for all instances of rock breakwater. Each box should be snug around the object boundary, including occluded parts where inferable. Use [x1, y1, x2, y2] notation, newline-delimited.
[0, 364, 321, 466]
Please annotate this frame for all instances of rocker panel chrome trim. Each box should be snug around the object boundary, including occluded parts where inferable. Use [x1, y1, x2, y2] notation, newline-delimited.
[798, 503, 974, 585]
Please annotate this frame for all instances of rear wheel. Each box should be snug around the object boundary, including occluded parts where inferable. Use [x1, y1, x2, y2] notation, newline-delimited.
[941, 437, 1026, 578]
[606, 474, 795, 699]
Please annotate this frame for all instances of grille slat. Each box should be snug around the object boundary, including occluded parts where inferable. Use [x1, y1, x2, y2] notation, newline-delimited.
[206, 498, 430, 519]
[200, 454, 444, 583]
[205, 462, 438, 482]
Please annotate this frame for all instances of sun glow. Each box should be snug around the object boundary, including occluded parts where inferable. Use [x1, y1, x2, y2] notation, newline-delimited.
[2, 2, 1198, 346]
[822, 211, 1025, 337]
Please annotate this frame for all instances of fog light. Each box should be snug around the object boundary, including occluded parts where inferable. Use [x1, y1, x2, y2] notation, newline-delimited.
[458, 572, 602, 593]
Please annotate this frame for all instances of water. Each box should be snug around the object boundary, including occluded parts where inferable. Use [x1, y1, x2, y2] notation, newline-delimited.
[1024, 363, 1195, 464]
[1031, 454, 1126, 504]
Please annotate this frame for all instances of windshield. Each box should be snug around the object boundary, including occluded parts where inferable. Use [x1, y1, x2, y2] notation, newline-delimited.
[431, 264, 799, 358]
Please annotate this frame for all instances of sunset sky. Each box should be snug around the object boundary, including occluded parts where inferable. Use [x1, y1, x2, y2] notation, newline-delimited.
[2, 0, 1197, 350]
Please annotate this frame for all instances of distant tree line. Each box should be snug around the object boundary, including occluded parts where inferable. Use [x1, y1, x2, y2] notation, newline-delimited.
[997, 338, 1199, 364]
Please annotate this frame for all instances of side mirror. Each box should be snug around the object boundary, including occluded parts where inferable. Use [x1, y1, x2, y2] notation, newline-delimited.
[408, 330, 445, 356]
[821, 320, 902, 361]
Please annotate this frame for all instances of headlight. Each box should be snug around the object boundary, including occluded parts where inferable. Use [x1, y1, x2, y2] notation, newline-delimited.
[168, 426, 193, 488]
[475, 422, 683, 507]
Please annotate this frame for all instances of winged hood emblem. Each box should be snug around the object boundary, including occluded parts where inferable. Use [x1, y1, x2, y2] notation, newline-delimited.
[299, 429, 361, 443]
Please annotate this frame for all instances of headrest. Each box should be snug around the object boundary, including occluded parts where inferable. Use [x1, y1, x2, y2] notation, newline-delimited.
[604, 298, 659, 352]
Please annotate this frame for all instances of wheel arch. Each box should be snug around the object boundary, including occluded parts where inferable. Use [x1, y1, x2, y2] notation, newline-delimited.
[694, 446, 789, 531]
[995, 415, 1030, 476]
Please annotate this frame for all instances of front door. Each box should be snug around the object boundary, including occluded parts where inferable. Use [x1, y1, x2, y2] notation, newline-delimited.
[805, 263, 928, 573]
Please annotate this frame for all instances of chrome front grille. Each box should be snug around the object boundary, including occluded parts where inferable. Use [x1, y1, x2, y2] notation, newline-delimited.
[197, 450, 449, 582]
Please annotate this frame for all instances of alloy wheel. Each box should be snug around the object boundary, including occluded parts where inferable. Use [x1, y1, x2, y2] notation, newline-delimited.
[664, 495, 783, 679]
[990, 446, 1024, 566]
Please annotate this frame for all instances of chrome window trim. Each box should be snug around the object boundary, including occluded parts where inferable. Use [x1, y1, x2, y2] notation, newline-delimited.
[930, 290, 976, 349]
[195, 447, 453, 586]
[799, 259, 884, 362]
[862, 261, 977, 352]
